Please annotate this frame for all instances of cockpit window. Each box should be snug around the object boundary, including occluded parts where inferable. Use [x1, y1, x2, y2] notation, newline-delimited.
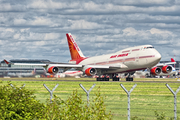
[144, 46, 154, 49]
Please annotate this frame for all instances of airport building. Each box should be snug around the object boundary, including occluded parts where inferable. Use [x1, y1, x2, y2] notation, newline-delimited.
[0, 59, 48, 77]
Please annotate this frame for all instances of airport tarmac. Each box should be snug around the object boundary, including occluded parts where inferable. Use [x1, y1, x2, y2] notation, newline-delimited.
[0, 77, 180, 83]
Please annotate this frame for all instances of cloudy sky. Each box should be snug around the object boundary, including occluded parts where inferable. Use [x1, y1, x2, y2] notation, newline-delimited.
[0, 0, 180, 63]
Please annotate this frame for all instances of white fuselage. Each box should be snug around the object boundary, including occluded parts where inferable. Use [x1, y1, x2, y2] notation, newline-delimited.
[78, 45, 161, 74]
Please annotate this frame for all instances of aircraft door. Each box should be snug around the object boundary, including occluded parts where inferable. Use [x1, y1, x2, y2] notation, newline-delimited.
[138, 56, 147, 67]
[135, 54, 139, 65]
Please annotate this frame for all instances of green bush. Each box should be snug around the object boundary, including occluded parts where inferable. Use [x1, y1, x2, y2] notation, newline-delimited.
[0, 82, 45, 119]
[44, 87, 112, 120]
[0, 83, 112, 120]
[154, 111, 180, 120]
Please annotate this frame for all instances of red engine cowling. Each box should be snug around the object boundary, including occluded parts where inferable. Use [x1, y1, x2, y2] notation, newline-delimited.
[47, 66, 59, 74]
[162, 65, 172, 73]
[150, 67, 161, 75]
[85, 67, 97, 76]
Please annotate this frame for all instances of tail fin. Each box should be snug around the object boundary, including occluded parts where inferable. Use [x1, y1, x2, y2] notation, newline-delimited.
[4, 59, 10, 64]
[66, 33, 85, 61]
[171, 58, 175, 62]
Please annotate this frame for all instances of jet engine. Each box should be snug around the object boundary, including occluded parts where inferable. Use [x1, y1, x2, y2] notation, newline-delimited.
[150, 67, 161, 75]
[47, 66, 59, 74]
[162, 65, 172, 73]
[84, 67, 97, 76]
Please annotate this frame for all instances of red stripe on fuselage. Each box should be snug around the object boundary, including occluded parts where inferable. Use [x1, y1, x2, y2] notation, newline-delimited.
[80, 55, 155, 65]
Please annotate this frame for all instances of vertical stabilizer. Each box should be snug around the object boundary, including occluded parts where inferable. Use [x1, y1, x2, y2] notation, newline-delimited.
[171, 58, 175, 62]
[66, 33, 85, 61]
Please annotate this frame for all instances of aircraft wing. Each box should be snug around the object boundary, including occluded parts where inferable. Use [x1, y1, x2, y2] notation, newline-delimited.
[13, 62, 128, 69]
[10, 60, 128, 76]
[156, 62, 176, 67]
[13, 63, 83, 68]
[155, 58, 176, 67]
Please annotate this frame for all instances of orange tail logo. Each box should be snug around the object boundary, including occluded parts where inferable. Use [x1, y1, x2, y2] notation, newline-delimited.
[66, 33, 85, 61]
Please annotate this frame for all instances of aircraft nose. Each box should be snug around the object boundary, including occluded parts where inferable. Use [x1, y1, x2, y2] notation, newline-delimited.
[155, 51, 161, 62]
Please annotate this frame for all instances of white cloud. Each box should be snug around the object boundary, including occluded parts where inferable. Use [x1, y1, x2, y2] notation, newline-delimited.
[5, 28, 14, 32]
[28, 0, 67, 9]
[150, 28, 172, 35]
[123, 27, 138, 36]
[150, 28, 174, 39]
[157, 40, 169, 44]
[0, 3, 12, 11]
[20, 28, 30, 32]
[33, 41, 46, 46]
[14, 17, 53, 26]
[70, 20, 101, 29]
[13, 34, 20, 39]
[0, 0, 180, 62]
[30, 17, 53, 26]
[0, 40, 3, 45]
[14, 18, 27, 25]
[118, 0, 172, 5]
[2, 55, 13, 59]
[172, 49, 180, 56]
[44, 33, 59, 40]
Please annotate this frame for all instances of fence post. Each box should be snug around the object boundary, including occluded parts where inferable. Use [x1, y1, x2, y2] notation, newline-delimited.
[79, 83, 96, 107]
[120, 84, 137, 120]
[166, 83, 180, 120]
[10, 83, 25, 89]
[43, 84, 59, 103]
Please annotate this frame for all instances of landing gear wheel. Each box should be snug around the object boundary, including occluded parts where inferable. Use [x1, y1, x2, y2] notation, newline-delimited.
[126, 77, 133, 81]
[112, 77, 120, 81]
[96, 75, 109, 81]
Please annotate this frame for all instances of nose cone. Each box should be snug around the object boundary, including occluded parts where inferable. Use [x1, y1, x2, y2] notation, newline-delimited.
[155, 51, 161, 62]
[151, 51, 161, 67]
[148, 50, 161, 67]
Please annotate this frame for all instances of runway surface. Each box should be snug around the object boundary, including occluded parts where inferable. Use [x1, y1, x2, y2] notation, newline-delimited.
[1, 77, 180, 83]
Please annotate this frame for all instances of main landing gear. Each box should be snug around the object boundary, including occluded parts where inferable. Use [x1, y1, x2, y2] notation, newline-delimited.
[125, 72, 134, 81]
[96, 74, 120, 81]
[96, 75, 110, 81]
[112, 74, 120, 81]
[126, 77, 133, 81]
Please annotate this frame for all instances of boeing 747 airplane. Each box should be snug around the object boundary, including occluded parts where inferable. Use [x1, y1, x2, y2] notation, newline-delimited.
[10, 33, 163, 81]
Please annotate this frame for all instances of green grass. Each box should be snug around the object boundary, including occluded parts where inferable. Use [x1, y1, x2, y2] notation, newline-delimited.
[1, 77, 180, 120]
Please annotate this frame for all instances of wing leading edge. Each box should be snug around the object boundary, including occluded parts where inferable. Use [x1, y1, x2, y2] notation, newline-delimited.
[13, 62, 128, 69]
